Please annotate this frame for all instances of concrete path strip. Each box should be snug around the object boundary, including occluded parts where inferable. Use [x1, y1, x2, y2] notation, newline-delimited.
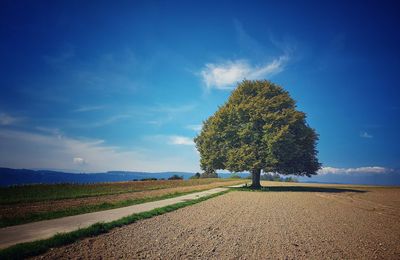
[0, 185, 244, 249]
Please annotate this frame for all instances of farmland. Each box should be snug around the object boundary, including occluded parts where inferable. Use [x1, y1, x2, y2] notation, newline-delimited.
[32, 181, 400, 259]
[0, 178, 246, 227]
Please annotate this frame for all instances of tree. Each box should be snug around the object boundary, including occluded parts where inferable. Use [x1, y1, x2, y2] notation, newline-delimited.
[229, 173, 241, 179]
[200, 169, 218, 178]
[194, 80, 320, 189]
[190, 172, 201, 179]
[168, 174, 183, 180]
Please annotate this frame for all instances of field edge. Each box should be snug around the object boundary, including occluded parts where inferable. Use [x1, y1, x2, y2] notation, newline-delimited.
[0, 188, 219, 228]
[0, 190, 231, 260]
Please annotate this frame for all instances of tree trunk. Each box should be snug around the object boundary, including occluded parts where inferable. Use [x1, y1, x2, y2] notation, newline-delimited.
[250, 169, 261, 189]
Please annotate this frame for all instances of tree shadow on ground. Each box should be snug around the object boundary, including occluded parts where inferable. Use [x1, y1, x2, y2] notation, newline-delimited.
[233, 186, 367, 193]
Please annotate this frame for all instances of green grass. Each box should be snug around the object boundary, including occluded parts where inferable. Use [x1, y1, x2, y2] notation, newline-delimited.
[0, 190, 210, 228]
[0, 179, 240, 205]
[0, 190, 230, 260]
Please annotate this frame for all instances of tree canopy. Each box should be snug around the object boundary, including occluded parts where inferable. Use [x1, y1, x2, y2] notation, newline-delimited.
[194, 80, 320, 188]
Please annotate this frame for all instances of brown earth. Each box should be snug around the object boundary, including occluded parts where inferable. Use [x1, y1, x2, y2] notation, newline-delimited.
[0, 180, 245, 220]
[33, 182, 400, 259]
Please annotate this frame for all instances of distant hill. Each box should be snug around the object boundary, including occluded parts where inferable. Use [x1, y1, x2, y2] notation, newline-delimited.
[3, 167, 398, 186]
[0, 168, 195, 186]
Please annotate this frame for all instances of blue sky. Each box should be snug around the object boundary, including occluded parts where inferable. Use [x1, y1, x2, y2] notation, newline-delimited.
[0, 1, 399, 183]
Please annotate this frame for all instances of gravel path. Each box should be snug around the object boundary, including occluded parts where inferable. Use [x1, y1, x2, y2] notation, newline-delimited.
[34, 186, 400, 259]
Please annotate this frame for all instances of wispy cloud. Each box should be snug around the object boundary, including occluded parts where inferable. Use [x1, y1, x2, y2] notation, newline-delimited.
[234, 20, 266, 58]
[318, 166, 391, 175]
[146, 104, 196, 126]
[43, 46, 75, 65]
[186, 124, 202, 131]
[360, 131, 373, 138]
[35, 126, 63, 139]
[168, 135, 194, 146]
[200, 55, 289, 90]
[92, 114, 131, 127]
[0, 113, 20, 125]
[150, 104, 196, 114]
[74, 114, 131, 128]
[73, 105, 105, 112]
[0, 129, 199, 172]
[198, 20, 293, 91]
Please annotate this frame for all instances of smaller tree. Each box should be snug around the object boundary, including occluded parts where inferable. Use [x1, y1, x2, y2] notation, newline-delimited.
[200, 169, 218, 178]
[260, 173, 272, 181]
[190, 172, 201, 179]
[284, 176, 298, 182]
[141, 177, 158, 181]
[229, 173, 241, 179]
[168, 174, 183, 180]
[272, 174, 282, 182]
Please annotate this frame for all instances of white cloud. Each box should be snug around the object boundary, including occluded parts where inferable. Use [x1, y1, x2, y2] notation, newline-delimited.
[360, 132, 373, 138]
[318, 166, 391, 175]
[168, 135, 194, 146]
[0, 129, 199, 172]
[0, 113, 19, 125]
[200, 55, 289, 90]
[186, 124, 202, 131]
[73, 157, 86, 165]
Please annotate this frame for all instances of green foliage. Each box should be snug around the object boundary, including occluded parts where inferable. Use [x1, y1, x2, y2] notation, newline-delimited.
[261, 172, 280, 181]
[229, 173, 241, 179]
[168, 174, 183, 180]
[194, 80, 320, 185]
[284, 177, 298, 183]
[200, 169, 218, 178]
[189, 172, 201, 179]
[260, 173, 298, 182]
[140, 178, 158, 181]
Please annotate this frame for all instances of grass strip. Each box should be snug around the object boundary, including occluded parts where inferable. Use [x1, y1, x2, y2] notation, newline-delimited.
[0, 189, 230, 260]
[0, 189, 214, 228]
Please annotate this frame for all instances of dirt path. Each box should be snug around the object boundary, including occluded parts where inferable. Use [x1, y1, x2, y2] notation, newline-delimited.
[35, 186, 400, 259]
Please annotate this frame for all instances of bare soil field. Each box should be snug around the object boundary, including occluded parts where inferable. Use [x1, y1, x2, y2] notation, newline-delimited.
[33, 182, 400, 259]
[0, 179, 245, 223]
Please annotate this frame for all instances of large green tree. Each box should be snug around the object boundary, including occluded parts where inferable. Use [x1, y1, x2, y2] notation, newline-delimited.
[194, 80, 320, 188]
